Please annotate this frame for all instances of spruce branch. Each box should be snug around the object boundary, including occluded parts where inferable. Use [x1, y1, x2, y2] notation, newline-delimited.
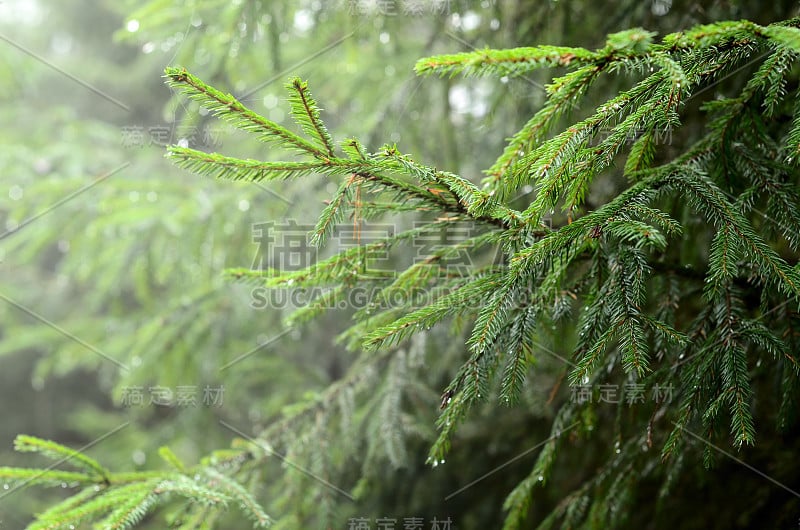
[167, 146, 332, 181]
[310, 175, 356, 246]
[286, 77, 335, 157]
[13, 435, 109, 480]
[362, 273, 502, 351]
[164, 67, 326, 157]
[414, 45, 598, 78]
[0, 467, 93, 488]
[150, 17, 800, 529]
[3, 434, 270, 529]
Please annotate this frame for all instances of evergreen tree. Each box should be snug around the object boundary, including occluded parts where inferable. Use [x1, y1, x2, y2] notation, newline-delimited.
[3, 10, 800, 530]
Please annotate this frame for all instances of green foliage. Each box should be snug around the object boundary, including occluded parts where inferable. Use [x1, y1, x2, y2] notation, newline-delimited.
[6, 7, 800, 530]
[0, 435, 269, 529]
[190, 16, 799, 528]
[146, 16, 800, 527]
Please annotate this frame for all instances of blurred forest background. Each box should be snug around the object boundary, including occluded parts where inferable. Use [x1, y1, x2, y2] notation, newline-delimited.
[1, 0, 799, 528]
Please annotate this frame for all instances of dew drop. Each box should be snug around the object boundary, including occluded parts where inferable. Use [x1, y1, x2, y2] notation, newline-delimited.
[8, 185, 23, 201]
[132, 449, 146, 466]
